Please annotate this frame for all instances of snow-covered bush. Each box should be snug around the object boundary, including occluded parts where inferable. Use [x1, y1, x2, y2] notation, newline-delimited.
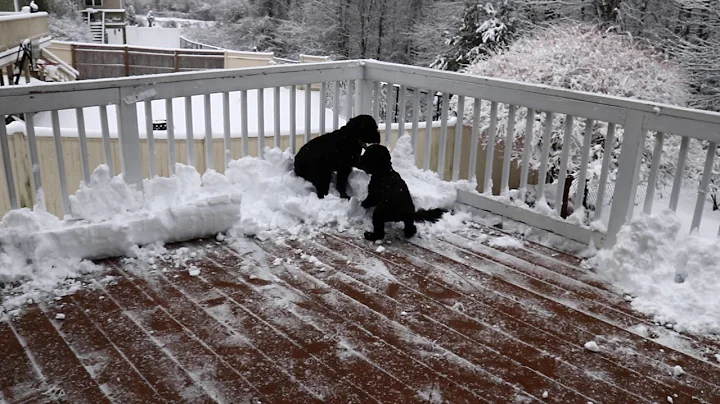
[451, 23, 707, 206]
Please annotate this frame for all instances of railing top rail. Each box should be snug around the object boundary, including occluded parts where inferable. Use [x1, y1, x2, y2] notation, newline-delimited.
[364, 60, 720, 132]
[0, 60, 364, 115]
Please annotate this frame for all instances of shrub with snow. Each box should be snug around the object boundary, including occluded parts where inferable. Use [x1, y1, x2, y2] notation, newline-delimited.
[450, 23, 717, 212]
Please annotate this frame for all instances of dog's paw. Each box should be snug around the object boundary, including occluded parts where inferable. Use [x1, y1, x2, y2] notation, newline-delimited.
[364, 232, 382, 241]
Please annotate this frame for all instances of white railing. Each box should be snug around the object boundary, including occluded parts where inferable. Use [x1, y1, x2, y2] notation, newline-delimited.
[1, 60, 719, 247]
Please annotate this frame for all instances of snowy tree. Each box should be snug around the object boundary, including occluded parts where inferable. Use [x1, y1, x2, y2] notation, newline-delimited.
[449, 24, 717, 209]
[44, 0, 92, 42]
[126, 4, 136, 26]
[432, 0, 520, 71]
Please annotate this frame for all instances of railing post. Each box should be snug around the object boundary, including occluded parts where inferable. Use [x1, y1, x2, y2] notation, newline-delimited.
[605, 109, 646, 247]
[357, 62, 373, 116]
[117, 88, 144, 192]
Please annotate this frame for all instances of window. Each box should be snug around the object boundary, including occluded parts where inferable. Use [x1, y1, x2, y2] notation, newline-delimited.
[85, 0, 103, 6]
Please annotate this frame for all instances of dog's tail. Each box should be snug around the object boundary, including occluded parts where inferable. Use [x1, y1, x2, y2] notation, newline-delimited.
[413, 208, 447, 223]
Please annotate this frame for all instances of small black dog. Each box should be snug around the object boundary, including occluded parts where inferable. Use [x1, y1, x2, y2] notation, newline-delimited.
[357, 144, 446, 241]
[294, 115, 381, 199]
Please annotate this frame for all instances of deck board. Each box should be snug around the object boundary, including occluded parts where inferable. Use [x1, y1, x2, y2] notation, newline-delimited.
[1, 226, 719, 403]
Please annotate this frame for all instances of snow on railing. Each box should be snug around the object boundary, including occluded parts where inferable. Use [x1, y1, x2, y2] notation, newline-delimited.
[1, 60, 719, 247]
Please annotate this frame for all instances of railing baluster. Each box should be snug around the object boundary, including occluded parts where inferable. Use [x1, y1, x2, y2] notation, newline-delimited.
[384, 82, 394, 145]
[519, 108, 535, 200]
[536, 112, 554, 205]
[332, 81, 340, 131]
[319, 82, 326, 136]
[468, 98, 481, 181]
[223, 91, 231, 166]
[691, 141, 717, 233]
[143, 101, 156, 177]
[574, 118, 594, 213]
[669, 136, 690, 211]
[305, 83, 312, 143]
[643, 132, 665, 214]
[99, 105, 114, 174]
[397, 85, 407, 135]
[184, 96, 195, 166]
[451, 95, 465, 182]
[555, 115, 574, 215]
[437, 92, 450, 179]
[165, 98, 176, 173]
[0, 118, 17, 210]
[51, 110, 70, 216]
[411, 89, 420, 155]
[593, 123, 615, 220]
[344, 79, 353, 120]
[204, 94, 214, 169]
[25, 113, 42, 193]
[290, 85, 297, 153]
[241, 90, 248, 157]
[75, 107, 91, 183]
[355, 78, 364, 118]
[257, 88, 265, 159]
[501, 104, 517, 196]
[273, 87, 281, 148]
[423, 90, 433, 170]
[484, 101, 499, 194]
[372, 81, 381, 122]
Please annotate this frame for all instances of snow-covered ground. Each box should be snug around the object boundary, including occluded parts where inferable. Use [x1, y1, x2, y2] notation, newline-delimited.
[0, 134, 475, 312]
[29, 88, 339, 139]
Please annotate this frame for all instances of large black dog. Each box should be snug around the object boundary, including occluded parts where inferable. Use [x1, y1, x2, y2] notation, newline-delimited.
[357, 144, 446, 241]
[294, 115, 381, 199]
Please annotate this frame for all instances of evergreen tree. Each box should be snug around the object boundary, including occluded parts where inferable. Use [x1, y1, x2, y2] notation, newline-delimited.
[432, 0, 517, 71]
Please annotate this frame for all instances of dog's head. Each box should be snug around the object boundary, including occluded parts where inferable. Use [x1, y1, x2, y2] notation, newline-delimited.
[357, 144, 392, 175]
[345, 114, 381, 147]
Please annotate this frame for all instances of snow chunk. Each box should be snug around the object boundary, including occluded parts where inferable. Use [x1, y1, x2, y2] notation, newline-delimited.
[375, 246, 386, 253]
[584, 341, 600, 353]
[488, 235, 523, 249]
[591, 210, 720, 335]
[55, 313, 66, 320]
[542, 391, 548, 399]
[188, 267, 200, 277]
[672, 365, 685, 377]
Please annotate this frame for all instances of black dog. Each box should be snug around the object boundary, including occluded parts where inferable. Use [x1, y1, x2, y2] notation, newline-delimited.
[357, 144, 446, 241]
[294, 115, 381, 199]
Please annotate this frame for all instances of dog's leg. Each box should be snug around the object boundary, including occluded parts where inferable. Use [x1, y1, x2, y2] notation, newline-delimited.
[336, 166, 352, 199]
[404, 219, 417, 238]
[364, 213, 386, 241]
[313, 174, 331, 199]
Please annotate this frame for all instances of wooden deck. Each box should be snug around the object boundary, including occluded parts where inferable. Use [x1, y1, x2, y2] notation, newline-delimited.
[1, 223, 719, 403]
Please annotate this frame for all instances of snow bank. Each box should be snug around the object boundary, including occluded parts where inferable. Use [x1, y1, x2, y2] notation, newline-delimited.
[1, 134, 473, 311]
[591, 210, 720, 335]
[227, 133, 476, 239]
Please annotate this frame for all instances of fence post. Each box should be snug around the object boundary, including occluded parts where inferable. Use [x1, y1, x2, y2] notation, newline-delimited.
[117, 88, 144, 192]
[174, 51, 179, 72]
[605, 109, 646, 247]
[124, 46, 130, 76]
[357, 62, 373, 116]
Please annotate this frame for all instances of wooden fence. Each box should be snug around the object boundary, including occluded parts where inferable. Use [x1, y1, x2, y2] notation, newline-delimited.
[71, 44, 225, 80]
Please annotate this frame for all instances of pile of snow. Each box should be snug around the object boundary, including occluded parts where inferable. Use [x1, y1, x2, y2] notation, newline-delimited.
[591, 210, 720, 335]
[1, 134, 474, 311]
[227, 133, 475, 239]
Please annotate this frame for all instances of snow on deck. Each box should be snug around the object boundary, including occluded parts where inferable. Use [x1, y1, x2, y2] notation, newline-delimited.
[2, 225, 718, 403]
